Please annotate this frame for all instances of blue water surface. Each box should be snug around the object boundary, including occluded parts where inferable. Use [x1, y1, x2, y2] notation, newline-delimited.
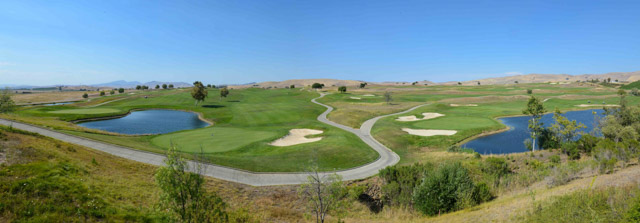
[78, 109, 209, 135]
[462, 109, 605, 154]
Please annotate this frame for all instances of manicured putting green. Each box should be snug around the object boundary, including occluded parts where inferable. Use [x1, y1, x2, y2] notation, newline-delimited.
[151, 127, 279, 153]
[48, 108, 121, 114]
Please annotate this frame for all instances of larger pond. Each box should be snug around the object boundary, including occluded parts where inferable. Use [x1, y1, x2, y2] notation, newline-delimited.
[462, 109, 605, 154]
[78, 110, 210, 135]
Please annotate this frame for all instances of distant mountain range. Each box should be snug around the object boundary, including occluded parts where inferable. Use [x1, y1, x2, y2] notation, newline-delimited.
[2, 80, 192, 90]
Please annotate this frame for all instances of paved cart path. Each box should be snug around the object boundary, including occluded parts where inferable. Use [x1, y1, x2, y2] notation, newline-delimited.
[0, 93, 426, 186]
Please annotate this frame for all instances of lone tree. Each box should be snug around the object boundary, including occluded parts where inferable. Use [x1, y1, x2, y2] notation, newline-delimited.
[82, 93, 89, 99]
[156, 146, 228, 222]
[384, 91, 393, 105]
[169, 84, 174, 89]
[477, 81, 481, 85]
[155, 85, 160, 89]
[191, 81, 208, 106]
[338, 86, 347, 93]
[118, 88, 125, 93]
[100, 91, 105, 96]
[136, 85, 142, 90]
[207, 84, 212, 88]
[312, 83, 325, 89]
[162, 84, 167, 89]
[290, 84, 295, 89]
[298, 166, 347, 223]
[527, 89, 533, 94]
[110, 90, 115, 95]
[220, 87, 229, 100]
[359, 82, 367, 88]
[523, 96, 546, 152]
[0, 88, 16, 113]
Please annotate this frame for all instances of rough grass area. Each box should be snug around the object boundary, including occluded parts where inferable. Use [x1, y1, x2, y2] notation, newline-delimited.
[0, 126, 313, 222]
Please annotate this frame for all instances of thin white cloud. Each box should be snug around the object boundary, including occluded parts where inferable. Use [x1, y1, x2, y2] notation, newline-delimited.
[504, 71, 523, 75]
[0, 62, 12, 67]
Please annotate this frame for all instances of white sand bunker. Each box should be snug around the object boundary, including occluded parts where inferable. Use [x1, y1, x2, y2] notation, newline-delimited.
[396, 113, 444, 122]
[269, 129, 323, 147]
[362, 94, 375, 97]
[402, 128, 457, 137]
[350, 97, 361, 100]
[450, 104, 478, 107]
[576, 104, 620, 107]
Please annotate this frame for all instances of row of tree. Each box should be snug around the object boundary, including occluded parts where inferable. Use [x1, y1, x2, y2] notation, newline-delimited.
[191, 81, 229, 106]
[136, 84, 175, 90]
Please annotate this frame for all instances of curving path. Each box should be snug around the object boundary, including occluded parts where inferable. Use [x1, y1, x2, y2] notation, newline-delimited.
[0, 93, 426, 186]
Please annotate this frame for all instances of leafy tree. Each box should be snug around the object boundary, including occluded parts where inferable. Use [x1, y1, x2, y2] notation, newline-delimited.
[338, 86, 347, 93]
[527, 89, 533, 94]
[523, 96, 546, 152]
[155, 85, 160, 89]
[207, 84, 212, 88]
[82, 93, 89, 98]
[0, 88, 16, 113]
[312, 83, 325, 89]
[169, 84, 174, 89]
[100, 91, 105, 96]
[550, 108, 586, 145]
[136, 85, 141, 90]
[118, 88, 125, 93]
[162, 84, 168, 89]
[155, 146, 228, 222]
[457, 82, 462, 85]
[515, 81, 519, 84]
[219, 88, 229, 100]
[298, 167, 347, 223]
[477, 81, 481, 85]
[359, 83, 367, 88]
[632, 88, 639, 96]
[384, 92, 393, 105]
[109, 90, 115, 95]
[191, 81, 208, 106]
[290, 84, 295, 89]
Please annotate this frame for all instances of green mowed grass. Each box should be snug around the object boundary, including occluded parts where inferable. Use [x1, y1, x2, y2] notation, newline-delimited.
[151, 127, 279, 153]
[15, 88, 378, 172]
[48, 108, 121, 114]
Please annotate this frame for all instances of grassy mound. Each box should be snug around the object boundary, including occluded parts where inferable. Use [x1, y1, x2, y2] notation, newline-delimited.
[621, 80, 640, 89]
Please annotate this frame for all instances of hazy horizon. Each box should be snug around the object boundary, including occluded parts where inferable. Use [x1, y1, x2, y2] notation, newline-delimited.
[2, 0, 640, 86]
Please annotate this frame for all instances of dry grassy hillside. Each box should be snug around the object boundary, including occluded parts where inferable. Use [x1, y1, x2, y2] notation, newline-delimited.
[232, 78, 365, 89]
[462, 71, 640, 85]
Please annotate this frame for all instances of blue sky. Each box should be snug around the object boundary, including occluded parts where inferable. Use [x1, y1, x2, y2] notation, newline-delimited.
[1, 0, 639, 85]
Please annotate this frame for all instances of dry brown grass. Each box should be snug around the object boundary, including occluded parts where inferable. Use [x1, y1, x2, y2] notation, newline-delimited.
[12, 91, 96, 104]
[440, 95, 531, 104]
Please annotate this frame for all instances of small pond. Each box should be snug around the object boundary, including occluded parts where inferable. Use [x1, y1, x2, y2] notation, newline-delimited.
[462, 109, 605, 154]
[78, 109, 209, 135]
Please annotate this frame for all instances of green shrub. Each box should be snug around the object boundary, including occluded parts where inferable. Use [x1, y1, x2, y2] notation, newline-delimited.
[472, 182, 493, 204]
[412, 162, 478, 216]
[379, 163, 433, 206]
[549, 155, 561, 164]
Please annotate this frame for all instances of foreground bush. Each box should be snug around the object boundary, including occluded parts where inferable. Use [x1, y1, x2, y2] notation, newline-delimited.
[412, 162, 492, 216]
[379, 163, 433, 207]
